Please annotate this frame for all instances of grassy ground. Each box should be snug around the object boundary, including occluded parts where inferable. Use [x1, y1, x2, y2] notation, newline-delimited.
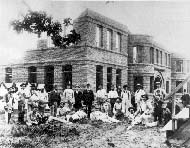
[0, 111, 171, 148]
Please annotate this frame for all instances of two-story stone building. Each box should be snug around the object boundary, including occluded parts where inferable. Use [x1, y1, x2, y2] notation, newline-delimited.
[128, 34, 172, 94]
[0, 9, 188, 96]
[0, 9, 129, 92]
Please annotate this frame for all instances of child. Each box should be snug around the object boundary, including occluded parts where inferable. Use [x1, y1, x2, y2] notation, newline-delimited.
[113, 98, 123, 119]
[128, 107, 135, 124]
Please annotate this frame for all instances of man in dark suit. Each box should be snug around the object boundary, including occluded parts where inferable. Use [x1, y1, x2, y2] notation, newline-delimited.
[83, 84, 94, 118]
[48, 85, 61, 117]
[73, 84, 83, 111]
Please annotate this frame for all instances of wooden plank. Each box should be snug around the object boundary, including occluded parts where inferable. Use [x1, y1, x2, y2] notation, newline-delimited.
[165, 74, 190, 100]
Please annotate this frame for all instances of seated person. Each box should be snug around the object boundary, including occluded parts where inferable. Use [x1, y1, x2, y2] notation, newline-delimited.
[90, 110, 120, 123]
[113, 98, 124, 119]
[56, 102, 71, 118]
[132, 94, 153, 125]
[102, 99, 112, 117]
[27, 108, 41, 126]
[128, 107, 135, 124]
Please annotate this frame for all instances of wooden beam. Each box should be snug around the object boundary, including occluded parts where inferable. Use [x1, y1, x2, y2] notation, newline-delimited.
[165, 74, 190, 100]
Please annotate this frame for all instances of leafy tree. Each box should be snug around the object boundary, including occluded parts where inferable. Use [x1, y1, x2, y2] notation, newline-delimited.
[10, 11, 80, 48]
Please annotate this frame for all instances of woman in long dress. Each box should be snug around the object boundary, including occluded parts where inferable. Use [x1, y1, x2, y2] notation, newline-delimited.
[121, 84, 131, 117]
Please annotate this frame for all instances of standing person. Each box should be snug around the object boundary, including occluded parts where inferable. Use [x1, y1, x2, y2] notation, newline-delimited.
[48, 85, 61, 117]
[181, 89, 190, 108]
[38, 87, 49, 115]
[62, 84, 75, 109]
[117, 85, 122, 98]
[83, 84, 94, 118]
[121, 84, 132, 117]
[27, 88, 38, 114]
[4, 89, 14, 124]
[73, 84, 83, 111]
[96, 85, 107, 111]
[108, 85, 119, 115]
[134, 84, 145, 112]
[153, 82, 166, 125]
[18, 83, 26, 124]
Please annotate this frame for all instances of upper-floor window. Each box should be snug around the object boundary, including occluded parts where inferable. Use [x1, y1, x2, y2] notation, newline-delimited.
[149, 47, 154, 64]
[156, 49, 159, 64]
[176, 60, 183, 72]
[160, 51, 162, 65]
[187, 60, 190, 73]
[133, 46, 137, 63]
[168, 54, 171, 66]
[96, 25, 103, 47]
[165, 53, 168, 66]
[116, 32, 121, 52]
[106, 29, 112, 50]
[5, 67, 12, 83]
[137, 45, 143, 63]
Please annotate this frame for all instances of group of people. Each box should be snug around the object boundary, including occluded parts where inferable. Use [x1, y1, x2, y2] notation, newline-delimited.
[1, 80, 186, 127]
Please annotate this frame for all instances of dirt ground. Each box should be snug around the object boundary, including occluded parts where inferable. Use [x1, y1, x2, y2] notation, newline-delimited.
[0, 111, 172, 148]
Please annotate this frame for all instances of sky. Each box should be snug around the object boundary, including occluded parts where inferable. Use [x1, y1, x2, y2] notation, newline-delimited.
[0, 0, 190, 64]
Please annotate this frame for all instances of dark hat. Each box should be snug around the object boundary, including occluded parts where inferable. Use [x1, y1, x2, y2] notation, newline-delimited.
[116, 97, 122, 102]
[20, 83, 26, 87]
[123, 84, 128, 88]
[75, 84, 80, 88]
[141, 94, 149, 100]
[128, 107, 135, 112]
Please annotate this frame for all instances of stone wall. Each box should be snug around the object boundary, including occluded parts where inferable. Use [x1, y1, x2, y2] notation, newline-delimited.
[73, 10, 129, 56]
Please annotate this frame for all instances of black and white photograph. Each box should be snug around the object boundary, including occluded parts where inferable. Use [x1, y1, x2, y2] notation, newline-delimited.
[0, 0, 190, 147]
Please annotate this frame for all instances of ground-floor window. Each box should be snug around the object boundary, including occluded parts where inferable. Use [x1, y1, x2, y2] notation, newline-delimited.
[28, 66, 37, 84]
[45, 65, 54, 92]
[150, 76, 154, 93]
[166, 81, 169, 93]
[176, 81, 183, 93]
[107, 67, 112, 92]
[63, 65, 72, 90]
[96, 65, 103, 91]
[116, 69, 122, 88]
[5, 67, 12, 83]
[134, 76, 143, 92]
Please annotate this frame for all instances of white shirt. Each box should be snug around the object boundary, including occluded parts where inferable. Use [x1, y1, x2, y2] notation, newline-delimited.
[135, 89, 145, 103]
[108, 90, 118, 99]
[96, 89, 107, 98]
[63, 89, 75, 103]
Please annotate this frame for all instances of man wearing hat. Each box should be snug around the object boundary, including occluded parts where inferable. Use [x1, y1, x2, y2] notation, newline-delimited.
[17, 83, 27, 124]
[121, 84, 131, 117]
[96, 85, 107, 111]
[73, 84, 83, 111]
[62, 83, 75, 109]
[82, 83, 94, 118]
[48, 85, 61, 117]
[108, 85, 119, 116]
[134, 84, 145, 112]
[153, 81, 166, 124]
